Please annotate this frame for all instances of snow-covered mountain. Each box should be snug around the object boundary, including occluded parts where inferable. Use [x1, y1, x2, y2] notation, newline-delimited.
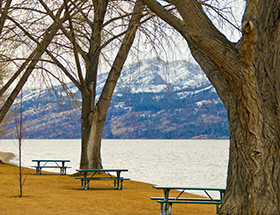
[4, 59, 229, 139]
[112, 59, 208, 94]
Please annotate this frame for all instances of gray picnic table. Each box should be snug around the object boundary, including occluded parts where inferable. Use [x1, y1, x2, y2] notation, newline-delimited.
[32, 159, 71, 175]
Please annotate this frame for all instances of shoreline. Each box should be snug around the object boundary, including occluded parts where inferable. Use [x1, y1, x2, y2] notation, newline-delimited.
[0, 151, 15, 164]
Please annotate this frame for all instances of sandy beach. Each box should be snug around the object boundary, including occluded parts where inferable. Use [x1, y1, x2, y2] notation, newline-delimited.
[0, 152, 216, 215]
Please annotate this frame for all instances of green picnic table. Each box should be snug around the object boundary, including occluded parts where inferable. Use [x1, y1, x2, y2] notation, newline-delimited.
[75, 169, 130, 190]
[151, 186, 226, 215]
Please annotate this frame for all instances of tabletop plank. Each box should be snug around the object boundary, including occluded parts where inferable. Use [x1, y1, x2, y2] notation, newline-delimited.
[32, 160, 70, 162]
[76, 169, 128, 172]
[153, 186, 225, 191]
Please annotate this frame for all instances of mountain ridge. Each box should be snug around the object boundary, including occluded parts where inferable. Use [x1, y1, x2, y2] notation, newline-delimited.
[3, 59, 229, 139]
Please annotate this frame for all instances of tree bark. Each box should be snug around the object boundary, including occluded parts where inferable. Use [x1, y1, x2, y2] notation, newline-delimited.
[143, 0, 280, 214]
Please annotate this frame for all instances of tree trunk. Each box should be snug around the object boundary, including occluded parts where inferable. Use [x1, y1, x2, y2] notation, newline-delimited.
[80, 101, 104, 169]
[143, 0, 280, 214]
[219, 1, 280, 213]
[79, 0, 144, 169]
[79, 0, 108, 169]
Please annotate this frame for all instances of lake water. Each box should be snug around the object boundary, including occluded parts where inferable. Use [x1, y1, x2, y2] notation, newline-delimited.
[0, 139, 229, 195]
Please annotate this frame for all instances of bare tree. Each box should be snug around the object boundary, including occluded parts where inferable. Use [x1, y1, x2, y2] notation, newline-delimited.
[60, 0, 145, 169]
[0, 1, 71, 122]
[0, 0, 148, 169]
[142, 0, 280, 214]
[14, 91, 25, 197]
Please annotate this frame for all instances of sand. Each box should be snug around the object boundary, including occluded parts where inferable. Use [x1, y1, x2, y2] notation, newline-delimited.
[0, 151, 15, 164]
[0, 152, 216, 215]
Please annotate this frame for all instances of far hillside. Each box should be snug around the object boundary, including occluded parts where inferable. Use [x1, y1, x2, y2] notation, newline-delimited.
[4, 59, 229, 139]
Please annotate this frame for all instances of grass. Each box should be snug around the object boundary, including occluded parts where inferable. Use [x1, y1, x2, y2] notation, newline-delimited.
[0, 163, 217, 215]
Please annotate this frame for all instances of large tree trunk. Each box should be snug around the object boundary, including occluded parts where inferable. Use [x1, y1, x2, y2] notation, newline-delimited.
[220, 1, 280, 214]
[80, 101, 104, 169]
[79, 0, 108, 169]
[143, 0, 280, 214]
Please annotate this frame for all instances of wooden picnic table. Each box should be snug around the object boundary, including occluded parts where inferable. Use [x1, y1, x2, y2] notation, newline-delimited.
[75, 169, 130, 190]
[32, 159, 71, 175]
[151, 186, 226, 215]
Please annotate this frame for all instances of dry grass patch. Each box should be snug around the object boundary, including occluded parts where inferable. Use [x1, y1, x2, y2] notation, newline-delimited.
[0, 163, 216, 215]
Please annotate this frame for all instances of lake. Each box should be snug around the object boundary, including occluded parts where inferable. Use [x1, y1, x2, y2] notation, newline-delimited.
[0, 139, 229, 195]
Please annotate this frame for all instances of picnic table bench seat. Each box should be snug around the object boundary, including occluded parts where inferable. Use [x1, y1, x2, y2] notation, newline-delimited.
[150, 197, 222, 202]
[75, 177, 130, 181]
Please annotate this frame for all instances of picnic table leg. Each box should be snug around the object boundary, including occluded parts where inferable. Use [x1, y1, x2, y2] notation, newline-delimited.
[36, 161, 41, 175]
[220, 190, 225, 202]
[216, 205, 219, 214]
[168, 203, 173, 215]
[60, 167, 66, 175]
[116, 171, 121, 189]
[61, 161, 66, 175]
[117, 179, 120, 189]
[116, 178, 123, 190]
[36, 167, 39, 175]
[81, 180, 87, 190]
[163, 189, 170, 215]
[80, 173, 85, 190]
[36, 167, 42, 175]
[159, 202, 163, 215]
[120, 179, 123, 190]
[159, 202, 172, 215]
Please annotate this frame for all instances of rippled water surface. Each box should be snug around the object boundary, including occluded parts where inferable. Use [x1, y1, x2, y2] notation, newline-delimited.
[0, 139, 229, 194]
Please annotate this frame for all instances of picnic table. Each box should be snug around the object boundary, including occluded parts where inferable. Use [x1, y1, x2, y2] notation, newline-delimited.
[32, 159, 71, 175]
[151, 186, 226, 215]
[75, 169, 130, 190]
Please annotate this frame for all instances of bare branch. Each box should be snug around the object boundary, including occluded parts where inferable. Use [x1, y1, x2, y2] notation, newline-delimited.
[0, 0, 12, 35]
[38, 0, 88, 61]
[64, 0, 86, 90]
[98, 0, 144, 114]
[0, 3, 68, 123]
